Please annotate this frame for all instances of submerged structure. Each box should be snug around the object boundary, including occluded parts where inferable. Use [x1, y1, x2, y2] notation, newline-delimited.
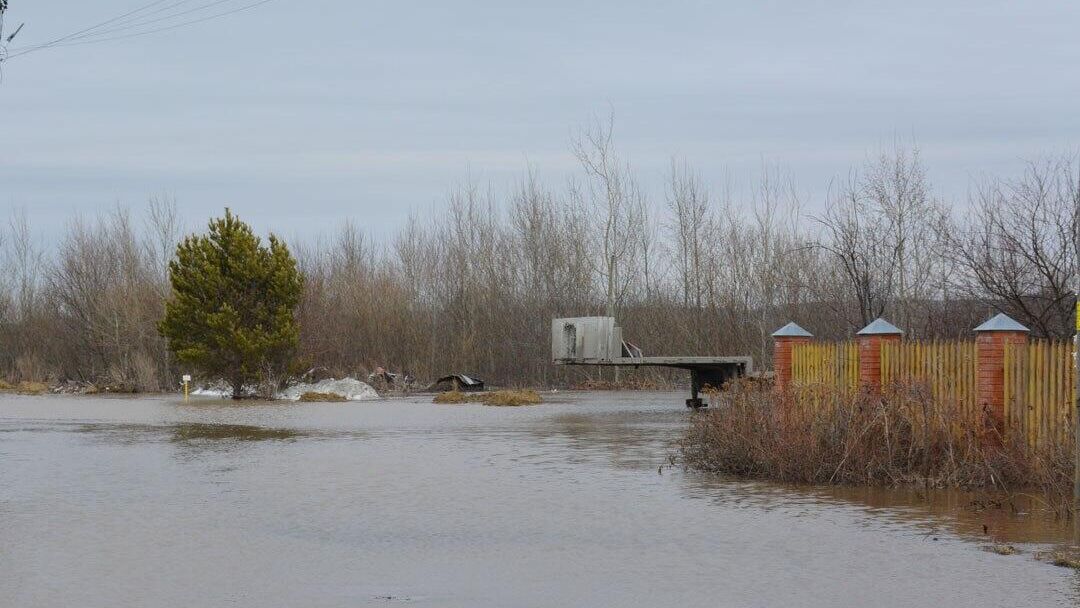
[551, 317, 752, 408]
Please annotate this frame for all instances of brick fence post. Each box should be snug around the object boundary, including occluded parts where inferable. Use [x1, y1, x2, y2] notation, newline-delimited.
[856, 318, 903, 393]
[772, 322, 813, 393]
[974, 313, 1029, 430]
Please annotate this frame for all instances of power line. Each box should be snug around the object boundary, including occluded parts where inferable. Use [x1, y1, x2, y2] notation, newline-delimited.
[3, 0, 276, 61]
[54, 0, 241, 45]
[10, 0, 175, 53]
[44, 0, 203, 45]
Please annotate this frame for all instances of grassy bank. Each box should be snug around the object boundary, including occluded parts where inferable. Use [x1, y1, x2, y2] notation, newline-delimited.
[0, 380, 50, 395]
[683, 383, 1071, 513]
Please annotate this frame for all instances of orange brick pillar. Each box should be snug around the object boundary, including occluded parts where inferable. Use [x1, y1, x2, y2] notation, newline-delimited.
[856, 318, 903, 393]
[974, 313, 1029, 430]
[771, 322, 812, 393]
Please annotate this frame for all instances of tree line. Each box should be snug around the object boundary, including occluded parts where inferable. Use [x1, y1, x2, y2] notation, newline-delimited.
[0, 124, 1076, 390]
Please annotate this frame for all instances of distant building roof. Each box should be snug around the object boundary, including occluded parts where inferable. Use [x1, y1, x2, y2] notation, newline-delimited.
[973, 313, 1029, 333]
[856, 318, 903, 336]
[771, 322, 813, 338]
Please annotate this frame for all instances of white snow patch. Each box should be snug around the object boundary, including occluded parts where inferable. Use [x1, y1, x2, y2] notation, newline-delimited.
[277, 378, 380, 401]
[190, 381, 240, 398]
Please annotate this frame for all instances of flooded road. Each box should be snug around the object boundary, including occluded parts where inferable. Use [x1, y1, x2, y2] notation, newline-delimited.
[2, 391, 1077, 607]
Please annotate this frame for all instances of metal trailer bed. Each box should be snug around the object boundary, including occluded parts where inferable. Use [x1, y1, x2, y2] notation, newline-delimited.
[551, 317, 752, 408]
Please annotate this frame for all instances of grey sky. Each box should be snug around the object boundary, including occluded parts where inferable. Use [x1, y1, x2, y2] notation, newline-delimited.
[2, 0, 1078, 242]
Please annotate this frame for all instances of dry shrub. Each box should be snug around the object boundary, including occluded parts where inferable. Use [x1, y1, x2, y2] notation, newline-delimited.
[130, 351, 161, 392]
[433, 389, 542, 406]
[683, 382, 1070, 502]
[298, 391, 347, 402]
[13, 355, 47, 384]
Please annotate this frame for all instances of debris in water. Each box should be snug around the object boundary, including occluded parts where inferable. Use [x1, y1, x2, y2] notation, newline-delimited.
[428, 373, 485, 392]
[190, 377, 380, 401]
[278, 378, 379, 402]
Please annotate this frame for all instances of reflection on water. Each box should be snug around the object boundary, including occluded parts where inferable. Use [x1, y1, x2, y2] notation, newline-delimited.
[543, 404, 1078, 547]
[0, 391, 1077, 608]
[682, 470, 1079, 547]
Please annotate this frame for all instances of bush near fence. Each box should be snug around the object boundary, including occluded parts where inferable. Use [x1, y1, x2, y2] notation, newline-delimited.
[684, 381, 1059, 492]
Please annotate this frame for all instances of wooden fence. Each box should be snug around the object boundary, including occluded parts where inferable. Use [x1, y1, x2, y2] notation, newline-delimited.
[790, 341, 858, 394]
[880, 340, 978, 416]
[1005, 340, 1076, 448]
[791, 338, 1075, 448]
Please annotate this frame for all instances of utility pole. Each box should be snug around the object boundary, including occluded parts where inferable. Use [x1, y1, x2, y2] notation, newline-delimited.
[1074, 186, 1080, 508]
[1074, 295, 1080, 506]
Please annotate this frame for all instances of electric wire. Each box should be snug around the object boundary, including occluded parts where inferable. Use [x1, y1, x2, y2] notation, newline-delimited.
[3, 0, 275, 61]
[45, 0, 203, 45]
[50, 0, 243, 45]
[7, 0, 175, 54]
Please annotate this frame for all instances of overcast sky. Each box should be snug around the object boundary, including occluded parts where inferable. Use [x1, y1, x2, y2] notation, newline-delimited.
[2, 0, 1078, 242]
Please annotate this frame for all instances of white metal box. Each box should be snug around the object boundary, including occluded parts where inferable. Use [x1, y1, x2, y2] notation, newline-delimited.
[551, 316, 623, 362]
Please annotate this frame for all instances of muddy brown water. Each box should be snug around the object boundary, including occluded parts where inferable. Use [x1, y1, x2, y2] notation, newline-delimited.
[2, 391, 1079, 607]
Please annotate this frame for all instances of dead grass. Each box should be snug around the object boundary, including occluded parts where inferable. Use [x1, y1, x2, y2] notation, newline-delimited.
[683, 382, 1072, 511]
[15, 381, 49, 395]
[433, 389, 542, 406]
[297, 391, 347, 402]
[481, 389, 542, 406]
[0, 379, 13, 390]
[433, 390, 470, 404]
[1051, 554, 1080, 569]
[986, 544, 1019, 556]
[1034, 551, 1080, 569]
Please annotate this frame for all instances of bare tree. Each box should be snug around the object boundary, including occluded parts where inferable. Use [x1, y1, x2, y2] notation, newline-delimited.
[814, 173, 897, 328]
[0, 141, 1072, 389]
[666, 159, 711, 309]
[948, 155, 1078, 337]
[570, 114, 644, 318]
[862, 142, 945, 330]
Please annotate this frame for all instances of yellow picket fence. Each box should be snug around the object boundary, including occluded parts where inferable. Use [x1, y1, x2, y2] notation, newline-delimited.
[790, 337, 1076, 449]
[1004, 340, 1076, 448]
[791, 341, 858, 395]
[880, 340, 979, 417]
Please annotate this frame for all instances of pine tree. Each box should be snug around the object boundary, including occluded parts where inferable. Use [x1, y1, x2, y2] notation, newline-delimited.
[159, 209, 303, 398]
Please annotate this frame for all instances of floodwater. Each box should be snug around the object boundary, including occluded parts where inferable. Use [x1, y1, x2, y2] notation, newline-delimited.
[2, 391, 1079, 607]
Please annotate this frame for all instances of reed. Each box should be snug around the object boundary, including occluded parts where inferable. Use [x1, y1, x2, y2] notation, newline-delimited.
[683, 382, 1072, 511]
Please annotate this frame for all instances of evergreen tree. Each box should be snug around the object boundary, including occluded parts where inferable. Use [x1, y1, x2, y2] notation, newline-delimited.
[159, 209, 303, 398]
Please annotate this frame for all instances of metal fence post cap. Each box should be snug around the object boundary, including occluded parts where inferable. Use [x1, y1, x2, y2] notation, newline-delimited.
[973, 313, 1030, 333]
[771, 322, 813, 338]
[856, 318, 903, 336]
